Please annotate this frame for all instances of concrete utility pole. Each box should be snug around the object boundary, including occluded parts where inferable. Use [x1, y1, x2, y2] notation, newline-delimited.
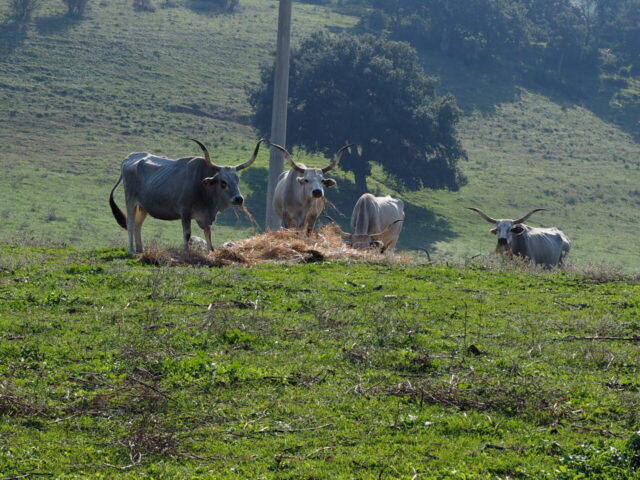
[265, 0, 292, 230]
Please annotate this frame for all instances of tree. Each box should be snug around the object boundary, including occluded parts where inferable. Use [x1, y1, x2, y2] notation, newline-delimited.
[188, 0, 239, 12]
[249, 32, 467, 194]
[359, 0, 531, 66]
[594, 0, 640, 74]
[62, 0, 89, 17]
[10, 0, 40, 23]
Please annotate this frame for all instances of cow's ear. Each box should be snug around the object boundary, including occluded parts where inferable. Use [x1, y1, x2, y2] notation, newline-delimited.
[511, 225, 525, 235]
[202, 175, 218, 188]
[322, 178, 336, 188]
[490, 228, 498, 235]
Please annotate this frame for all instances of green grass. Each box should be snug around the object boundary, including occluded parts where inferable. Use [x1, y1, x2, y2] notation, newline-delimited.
[1, 244, 640, 478]
[1, 0, 639, 271]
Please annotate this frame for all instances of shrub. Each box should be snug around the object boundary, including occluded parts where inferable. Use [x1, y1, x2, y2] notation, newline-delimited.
[10, 0, 40, 23]
[133, 0, 156, 12]
[190, 0, 238, 12]
[61, 0, 89, 18]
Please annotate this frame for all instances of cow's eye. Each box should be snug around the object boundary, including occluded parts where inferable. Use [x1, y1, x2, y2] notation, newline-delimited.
[304, 179, 309, 183]
[220, 181, 227, 188]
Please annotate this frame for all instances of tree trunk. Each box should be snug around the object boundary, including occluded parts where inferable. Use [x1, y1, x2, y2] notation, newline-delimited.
[556, 50, 565, 80]
[353, 163, 368, 196]
[440, 0, 452, 54]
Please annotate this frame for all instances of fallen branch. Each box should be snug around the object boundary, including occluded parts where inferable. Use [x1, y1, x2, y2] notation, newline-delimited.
[104, 452, 143, 471]
[557, 335, 640, 342]
[128, 377, 172, 400]
[263, 423, 332, 434]
[1, 474, 52, 480]
[229, 423, 332, 437]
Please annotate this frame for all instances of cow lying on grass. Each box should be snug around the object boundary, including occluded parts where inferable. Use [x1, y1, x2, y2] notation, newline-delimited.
[467, 207, 570, 267]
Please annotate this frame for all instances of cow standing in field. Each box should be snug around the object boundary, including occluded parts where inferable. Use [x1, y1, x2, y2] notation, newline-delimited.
[338, 194, 405, 252]
[271, 143, 353, 234]
[467, 207, 571, 267]
[109, 138, 265, 253]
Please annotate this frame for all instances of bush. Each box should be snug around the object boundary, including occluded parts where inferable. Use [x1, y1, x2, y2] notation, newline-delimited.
[133, 0, 156, 12]
[61, 0, 89, 18]
[10, 0, 40, 23]
[190, 0, 238, 12]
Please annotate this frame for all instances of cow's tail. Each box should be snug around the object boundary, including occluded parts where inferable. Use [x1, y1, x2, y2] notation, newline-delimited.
[109, 172, 128, 230]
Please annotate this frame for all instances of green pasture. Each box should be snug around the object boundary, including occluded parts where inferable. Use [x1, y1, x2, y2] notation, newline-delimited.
[1, 245, 640, 478]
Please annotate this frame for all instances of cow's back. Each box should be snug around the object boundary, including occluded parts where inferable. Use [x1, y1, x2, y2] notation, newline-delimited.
[351, 194, 381, 235]
[376, 196, 405, 228]
[521, 227, 569, 266]
[351, 194, 405, 249]
[121, 154, 204, 220]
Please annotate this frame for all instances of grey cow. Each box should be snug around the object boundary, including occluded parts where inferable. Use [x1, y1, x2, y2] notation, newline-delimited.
[109, 138, 264, 253]
[271, 143, 353, 234]
[467, 207, 571, 267]
[336, 194, 405, 252]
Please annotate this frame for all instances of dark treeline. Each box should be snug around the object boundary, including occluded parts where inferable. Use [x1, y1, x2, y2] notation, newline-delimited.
[356, 0, 639, 81]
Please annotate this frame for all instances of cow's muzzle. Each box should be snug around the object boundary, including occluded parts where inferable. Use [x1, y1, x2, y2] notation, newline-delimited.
[231, 196, 244, 206]
[497, 238, 508, 246]
[311, 189, 323, 198]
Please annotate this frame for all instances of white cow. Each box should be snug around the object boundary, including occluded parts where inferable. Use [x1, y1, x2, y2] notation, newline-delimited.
[271, 144, 352, 234]
[345, 194, 405, 252]
[467, 207, 570, 266]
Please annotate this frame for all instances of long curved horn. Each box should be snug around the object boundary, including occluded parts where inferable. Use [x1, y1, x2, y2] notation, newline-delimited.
[322, 143, 355, 173]
[235, 138, 265, 171]
[467, 207, 498, 224]
[513, 208, 546, 224]
[270, 143, 304, 173]
[370, 219, 404, 240]
[190, 138, 222, 170]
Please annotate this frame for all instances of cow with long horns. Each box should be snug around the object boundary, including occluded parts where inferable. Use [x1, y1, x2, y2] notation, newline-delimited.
[337, 194, 405, 253]
[467, 207, 570, 266]
[109, 138, 265, 253]
[271, 143, 353, 234]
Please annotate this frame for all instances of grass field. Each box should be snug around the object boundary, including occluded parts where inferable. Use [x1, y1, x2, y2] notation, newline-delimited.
[1, 0, 639, 270]
[2, 2, 640, 478]
[1, 244, 640, 478]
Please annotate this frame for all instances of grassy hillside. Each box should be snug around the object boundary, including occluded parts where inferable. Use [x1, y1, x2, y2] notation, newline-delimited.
[1, 0, 639, 270]
[0, 0, 356, 248]
[2, 245, 640, 478]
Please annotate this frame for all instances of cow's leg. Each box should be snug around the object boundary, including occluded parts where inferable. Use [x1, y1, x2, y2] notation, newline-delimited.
[281, 212, 295, 230]
[305, 213, 318, 235]
[133, 206, 147, 253]
[203, 227, 213, 251]
[125, 203, 137, 253]
[181, 217, 192, 251]
[294, 214, 307, 231]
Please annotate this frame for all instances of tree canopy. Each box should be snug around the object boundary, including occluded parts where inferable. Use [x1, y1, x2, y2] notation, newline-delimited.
[357, 0, 639, 79]
[249, 32, 467, 194]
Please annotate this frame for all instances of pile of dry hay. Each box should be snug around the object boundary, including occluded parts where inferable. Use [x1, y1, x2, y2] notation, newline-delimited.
[139, 224, 408, 267]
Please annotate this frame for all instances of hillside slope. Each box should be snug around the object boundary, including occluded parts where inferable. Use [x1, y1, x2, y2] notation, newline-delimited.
[1, 0, 639, 270]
